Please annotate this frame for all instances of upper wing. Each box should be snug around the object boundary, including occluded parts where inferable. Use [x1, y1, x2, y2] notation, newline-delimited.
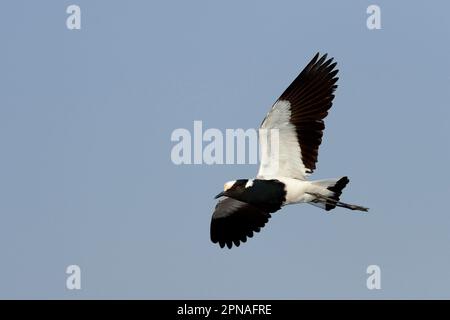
[210, 197, 271, 249]
[258, 53, 339, 180]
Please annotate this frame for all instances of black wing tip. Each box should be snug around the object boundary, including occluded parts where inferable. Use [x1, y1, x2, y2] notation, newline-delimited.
[309, 53, 338, 77]
[212, 227, 259, 249]
[282, 52, 339, 99]
[212, 239, 244, 249]
[311, 52, 321, 63]
[210, 197, 273, 249]
[313, 52, 334, 62]
[210, 215, 270, 249]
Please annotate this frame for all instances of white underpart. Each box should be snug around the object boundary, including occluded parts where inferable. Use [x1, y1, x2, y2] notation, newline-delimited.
[257, 100, 309, 180]
[275, 177, 334, 205]
[245, 179, 254, 188]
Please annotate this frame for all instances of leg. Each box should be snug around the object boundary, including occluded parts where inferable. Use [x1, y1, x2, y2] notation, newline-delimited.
[307, 192, 369, 212]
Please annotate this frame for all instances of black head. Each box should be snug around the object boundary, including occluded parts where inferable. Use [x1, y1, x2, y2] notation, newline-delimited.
[214, 179, 249, 199]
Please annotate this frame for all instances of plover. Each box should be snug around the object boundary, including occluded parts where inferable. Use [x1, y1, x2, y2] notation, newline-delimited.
[210, 53, 368, 249]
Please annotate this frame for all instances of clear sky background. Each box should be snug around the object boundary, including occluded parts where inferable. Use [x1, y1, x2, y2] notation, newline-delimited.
[1, 1, 449, 299]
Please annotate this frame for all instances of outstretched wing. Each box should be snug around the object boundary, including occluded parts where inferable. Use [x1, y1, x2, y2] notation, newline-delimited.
[210, 197, 272, 249]
[258, 53, 339, 180]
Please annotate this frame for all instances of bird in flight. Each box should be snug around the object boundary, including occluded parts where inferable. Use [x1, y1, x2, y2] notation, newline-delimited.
[210, 53, 368, 249]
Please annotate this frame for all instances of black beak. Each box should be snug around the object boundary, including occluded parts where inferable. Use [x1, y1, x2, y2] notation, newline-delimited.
[214, 191, 225, 199]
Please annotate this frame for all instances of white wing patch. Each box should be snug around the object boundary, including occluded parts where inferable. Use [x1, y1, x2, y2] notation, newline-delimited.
[257, 100, 309, 180]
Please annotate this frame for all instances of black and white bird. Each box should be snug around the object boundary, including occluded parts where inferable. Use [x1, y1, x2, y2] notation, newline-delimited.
[210, 53, 368, 249]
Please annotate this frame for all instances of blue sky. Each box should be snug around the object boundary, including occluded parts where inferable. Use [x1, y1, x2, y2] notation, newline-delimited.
[0, 0, 449, 298]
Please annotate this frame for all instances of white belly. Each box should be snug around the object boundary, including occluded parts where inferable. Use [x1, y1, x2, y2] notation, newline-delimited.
[274, 177, 315, 205]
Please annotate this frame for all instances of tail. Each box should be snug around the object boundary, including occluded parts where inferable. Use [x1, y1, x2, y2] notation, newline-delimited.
[308, 177, 368, 212]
